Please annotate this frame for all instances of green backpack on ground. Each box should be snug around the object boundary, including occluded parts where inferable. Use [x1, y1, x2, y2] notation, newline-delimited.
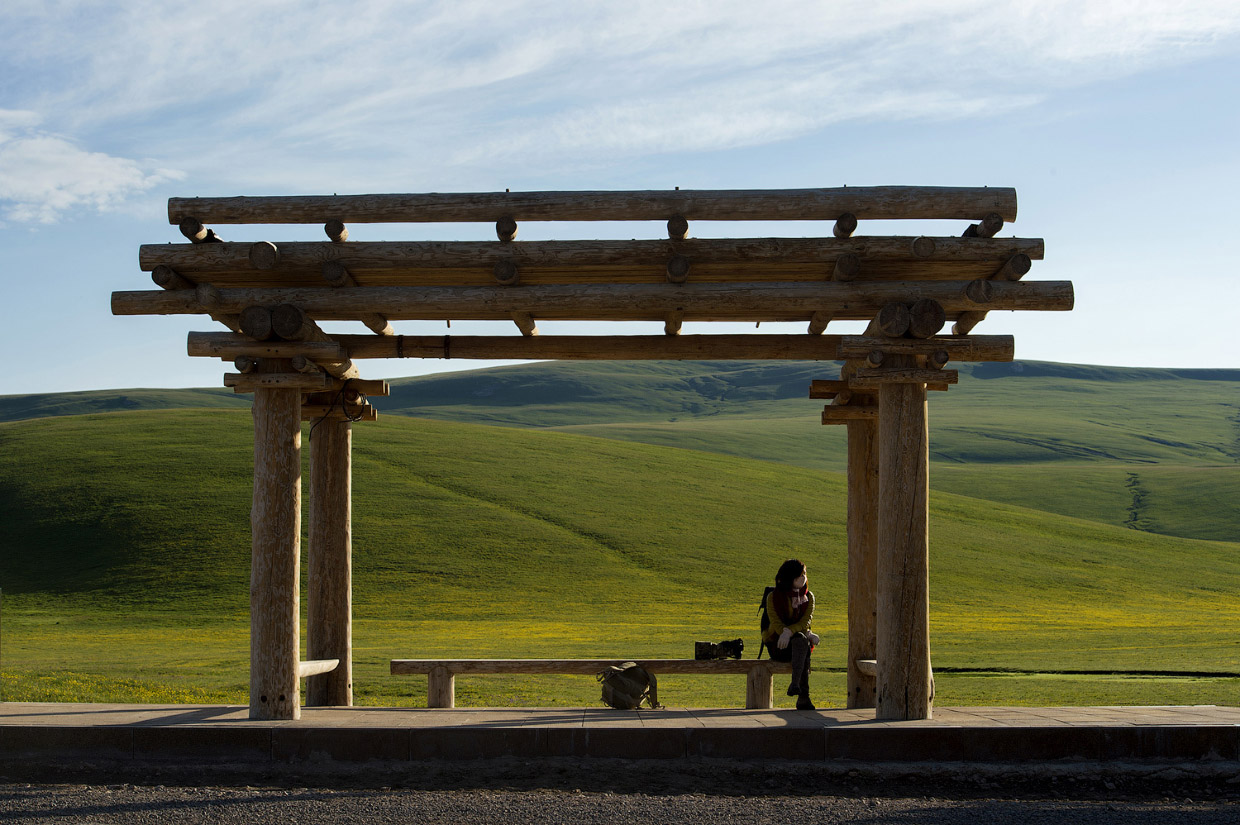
[597, 662, 661, 709]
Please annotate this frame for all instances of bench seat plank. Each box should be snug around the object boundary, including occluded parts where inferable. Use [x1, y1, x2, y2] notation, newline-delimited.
[390, 658, 792, 676]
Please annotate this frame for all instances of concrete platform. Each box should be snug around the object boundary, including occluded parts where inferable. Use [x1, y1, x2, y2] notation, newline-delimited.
[2, 703, 1238, 764]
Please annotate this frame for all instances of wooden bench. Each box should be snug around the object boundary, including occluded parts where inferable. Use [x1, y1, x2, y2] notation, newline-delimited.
[390, 659, 796, 709]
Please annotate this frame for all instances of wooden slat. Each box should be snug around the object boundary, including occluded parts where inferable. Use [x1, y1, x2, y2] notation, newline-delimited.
[838, 335, 1014, 362]
[850, 368, 960, 387]
[389, 659, 792, 675]
[112, 280, 1074, 322]
[187, 333, 345, 359]
[298, 658, 340, 678]
[169, 186, 1018, 225]
[139, 237, 1045, 274]
[822, 406, 879, 422]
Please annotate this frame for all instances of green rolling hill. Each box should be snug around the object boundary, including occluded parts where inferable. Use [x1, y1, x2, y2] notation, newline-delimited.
[1, 409, 1237, 708]
[3, 359, 1238, 542]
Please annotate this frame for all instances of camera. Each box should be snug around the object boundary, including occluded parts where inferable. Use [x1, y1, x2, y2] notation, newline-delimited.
[694, 639, 744, 660]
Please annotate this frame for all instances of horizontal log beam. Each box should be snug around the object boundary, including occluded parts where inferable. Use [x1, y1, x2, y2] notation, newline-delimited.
[808, 379, 848, 399]
[187, 332, 345, 359]
[302, 404, 377, 422]
[225, 373, 389, 395]
[169, 186, 1018, 225]
[139, 236, 1045, 272]
[822, 406, 878, 423]
[837, 335, 1013, 362]
[338, 334, 857, 360]
[112, 280, 1074, 322]
[850, 368, 960, 387]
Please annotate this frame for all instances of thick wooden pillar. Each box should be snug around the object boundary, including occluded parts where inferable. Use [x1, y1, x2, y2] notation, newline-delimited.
[875, 360, 933, 720]
[250, 361, 302, 721]
[307, 418, 353, 707]
[846, 417, 879, 708]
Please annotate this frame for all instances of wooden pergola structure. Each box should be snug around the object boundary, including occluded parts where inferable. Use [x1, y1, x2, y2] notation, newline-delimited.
[112, 186, 1071, 722]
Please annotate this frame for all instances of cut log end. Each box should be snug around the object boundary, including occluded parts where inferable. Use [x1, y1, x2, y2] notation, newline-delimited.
[493, 260, 520, 285]
[234, 355, 257, 374]
[667, 214, 689, 240]
[249, 241, 280, 270]
[995, 252, 1033, 281]
[178, 216, 208, 242]
[324, 219, 348, 243]
[833, 253, 861, 282]
[496, 216, 518, 243]
[151, 264, 194, 291]
[271, 304, 311, 341]
[964, 279, 994, 304]
[833, 212, 858, 238]
[666, 255, 690, 284]
[963, 212, 1004, 238]
[912, 236, 936, 258]
[907, 298, 946, 339]
[322, 260, 353, 287]
[239, 305, 276, 341]
[866, 350, 884, 368]
[875, 302, 911, 338]
[928, 349, 950, 370]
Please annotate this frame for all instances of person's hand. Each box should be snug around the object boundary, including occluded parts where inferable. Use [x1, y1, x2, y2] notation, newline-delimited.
[807, 632, 820, 647]
[777, 628, 792, 649]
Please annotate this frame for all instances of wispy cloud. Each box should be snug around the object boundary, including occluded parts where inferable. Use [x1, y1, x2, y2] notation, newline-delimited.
[0, 110, 182, 224]
[1, 0, 1238, 219]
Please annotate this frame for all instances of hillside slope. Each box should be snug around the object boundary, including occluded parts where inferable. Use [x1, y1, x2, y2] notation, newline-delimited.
[1, 409, 1237, 675]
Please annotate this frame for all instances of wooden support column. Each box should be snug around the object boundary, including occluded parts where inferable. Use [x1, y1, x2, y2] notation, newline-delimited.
[846, 416, 879, 709]
[875, 355, 933, 720]
[250, 359, 302, 721]
[307, 417, 353, 707]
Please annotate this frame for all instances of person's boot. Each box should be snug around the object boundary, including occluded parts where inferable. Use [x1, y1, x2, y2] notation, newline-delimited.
[788, 635, 809, 697]
[796, 674, 815, 710]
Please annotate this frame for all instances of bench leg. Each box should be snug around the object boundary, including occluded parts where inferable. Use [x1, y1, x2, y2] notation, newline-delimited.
[428, 666, 455, 709]
[746, 664, 773, 709]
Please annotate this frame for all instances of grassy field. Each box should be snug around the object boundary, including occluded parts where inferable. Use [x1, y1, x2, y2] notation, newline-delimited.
[1, 409, 1237, 708]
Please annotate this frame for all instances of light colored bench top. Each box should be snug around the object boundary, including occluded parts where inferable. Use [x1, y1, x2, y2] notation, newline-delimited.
[390, 659, 793, 675]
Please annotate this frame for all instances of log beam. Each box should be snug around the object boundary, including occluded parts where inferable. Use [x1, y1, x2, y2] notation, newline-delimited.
[302, 404, 378, 422]
[850, 368, 959, 388]
[111, 279, 1074, 321]
[838, 335, 1013, 362]
[168, 186, 1019, 225]
[822, 406, 878, 423]
[321, 262, 394, 335]
[188, 332, 345, 360]
[307, 417, 353, 707]
[139, 236, 1045, 272]
[954, 253, 1034, 334]
[250, 358, 302, 721]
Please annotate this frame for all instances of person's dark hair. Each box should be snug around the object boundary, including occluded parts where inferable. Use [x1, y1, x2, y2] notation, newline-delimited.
[775, 558, 806, 591]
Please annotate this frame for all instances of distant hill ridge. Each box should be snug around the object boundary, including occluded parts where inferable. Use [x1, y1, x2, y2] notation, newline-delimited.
[6, 359, 1235, 424]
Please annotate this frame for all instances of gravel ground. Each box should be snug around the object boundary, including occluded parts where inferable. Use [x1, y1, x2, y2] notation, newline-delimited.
[2, 760, 1238, 824]
[0, 783, 1237, 824]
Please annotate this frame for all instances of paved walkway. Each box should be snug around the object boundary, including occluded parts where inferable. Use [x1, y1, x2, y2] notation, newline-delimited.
[2, 703, 1238, 762]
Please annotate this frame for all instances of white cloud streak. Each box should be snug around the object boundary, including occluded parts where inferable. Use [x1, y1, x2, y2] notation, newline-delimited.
[0, 110, 182, 224]
[1, 0, 1237, 216]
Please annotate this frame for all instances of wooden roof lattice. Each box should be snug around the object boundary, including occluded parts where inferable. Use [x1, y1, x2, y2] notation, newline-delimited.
[112, 185, 1071, 404]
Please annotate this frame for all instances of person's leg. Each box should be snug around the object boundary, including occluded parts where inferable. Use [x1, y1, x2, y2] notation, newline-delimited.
[789, 633, 815, 709]
[787, 632, 810, 695]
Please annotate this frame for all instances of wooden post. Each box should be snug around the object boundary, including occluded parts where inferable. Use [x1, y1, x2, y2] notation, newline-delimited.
[875, 355, 933, 720]
[846, 416, 879, 708]
[306, 418, 353, 707]
[745, 663, 774, 709]
[428, 665, 455, 708]
[250, 359, 302, 721]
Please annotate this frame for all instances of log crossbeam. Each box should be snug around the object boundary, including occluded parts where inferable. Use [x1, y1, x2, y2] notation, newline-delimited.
[168, 186, 1018, 225]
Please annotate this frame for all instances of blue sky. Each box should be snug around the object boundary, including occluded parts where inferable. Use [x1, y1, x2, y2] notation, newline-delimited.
[2, 1, 1238, 394]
